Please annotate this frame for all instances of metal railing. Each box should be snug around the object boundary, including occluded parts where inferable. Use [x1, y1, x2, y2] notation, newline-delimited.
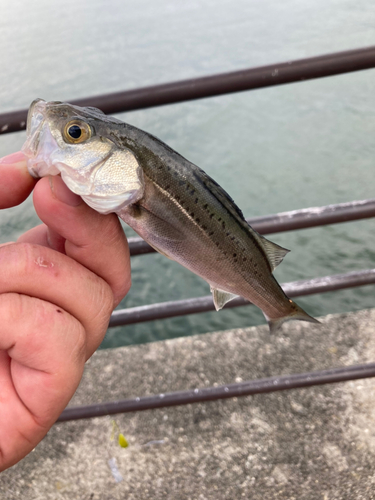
[58, 363, 375, 422]
[2, 46, 375, 422]
[109, 269, 375, 327]
[111, 198, 375, 327]
[127, 198, 375, 256]
[2, 46, 375, 134]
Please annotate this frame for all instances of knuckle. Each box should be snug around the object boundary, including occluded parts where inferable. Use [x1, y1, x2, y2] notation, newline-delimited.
[70, 321, 87, 363]
[0, 293, 21, 325]
[114, 275, 131, 307]
[86, 279, 114, 332]
[99, 281, 115, 318]
[81, 281, 114, 358]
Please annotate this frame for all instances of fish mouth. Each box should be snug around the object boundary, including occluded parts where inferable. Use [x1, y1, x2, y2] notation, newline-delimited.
[22, 99, 110, 197]
[26, 98, 46, 136]
[22, 99, 61, 178]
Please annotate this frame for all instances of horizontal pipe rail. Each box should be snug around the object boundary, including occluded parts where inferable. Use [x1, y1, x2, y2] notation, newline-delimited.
[109, 269, 375, 327]
[58, 362, 375, 422]
[2, 46, 375, 134]
[128, 198, 375, 256]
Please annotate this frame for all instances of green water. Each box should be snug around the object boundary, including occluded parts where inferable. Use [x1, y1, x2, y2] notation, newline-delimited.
[1, 0, 375, 347]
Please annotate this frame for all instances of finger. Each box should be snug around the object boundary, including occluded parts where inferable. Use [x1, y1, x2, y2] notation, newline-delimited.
[0, 242, 114, 358]
[17, 224, 66, 254]
[0, 293, 86, 470]
[17, 225, 50, 248]
[33, 176, 131, 307]
[0, 152, 37, 208]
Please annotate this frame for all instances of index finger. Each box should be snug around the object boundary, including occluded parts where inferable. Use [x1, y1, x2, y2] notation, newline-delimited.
[0, 152, 37, 208]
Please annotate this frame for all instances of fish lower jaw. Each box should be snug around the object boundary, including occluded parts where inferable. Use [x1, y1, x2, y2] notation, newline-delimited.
[26, 159, 60, 179]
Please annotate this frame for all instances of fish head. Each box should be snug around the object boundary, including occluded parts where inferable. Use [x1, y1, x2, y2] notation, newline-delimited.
[22, 99, 144, 213]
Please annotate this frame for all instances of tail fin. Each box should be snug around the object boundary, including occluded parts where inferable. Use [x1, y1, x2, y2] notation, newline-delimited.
[264, 301, 320, 334]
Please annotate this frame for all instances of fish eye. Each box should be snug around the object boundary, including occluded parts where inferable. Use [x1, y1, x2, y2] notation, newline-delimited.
[63, 120, 92, 144]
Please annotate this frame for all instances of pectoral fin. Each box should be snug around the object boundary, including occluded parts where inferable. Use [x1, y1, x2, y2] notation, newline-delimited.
[253, 233, 290, 271]
[119, 204, 186, 261]
[210, 286, 238, 311]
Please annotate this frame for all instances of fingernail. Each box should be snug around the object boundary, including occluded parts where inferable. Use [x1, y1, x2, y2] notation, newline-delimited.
[0, 151, 26, 164]
[49, 175, 82, 206]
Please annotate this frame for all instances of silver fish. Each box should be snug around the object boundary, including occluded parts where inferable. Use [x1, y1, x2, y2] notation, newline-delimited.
[22, 99, 319, 332]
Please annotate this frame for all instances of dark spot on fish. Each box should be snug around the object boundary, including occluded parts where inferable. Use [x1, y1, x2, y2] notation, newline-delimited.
[190, 189, 195, 195]
[254, 271, 258, 275]
[179, 180, 185, 186]
[254, 263, 258, 267]
[203, 204, 208, 210]
[195, 198, 198, 204]
[209, 231, 214, 236]
[218, 217, 222, 222]
[129, 204, 143, 219]
[165, 185, 170, 190]
[186, 207, 190, 212]
[56, 309, 62, 314]
[175, 195, 180, 201]
[190, 212, 195, 218]
[223, 251, 227, 256]
[222, 221, 225, 229]
[195, 218, 200, 223]
[234, 258, 238, 263]
[243, 257, 247, 262]
[215, 242, 220, 247]
[231, 236, 235, 241]
[226, 232, 230, 236]
[210, 213, 214, 219]
[233, 253, 237, 257]
[167, 166, 171, 171]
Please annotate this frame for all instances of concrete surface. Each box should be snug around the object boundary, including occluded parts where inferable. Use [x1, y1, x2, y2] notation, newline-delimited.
[2, 308, 375, 499]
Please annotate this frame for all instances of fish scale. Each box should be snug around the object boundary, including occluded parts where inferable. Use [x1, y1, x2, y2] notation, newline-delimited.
[22, 99, 319, 332]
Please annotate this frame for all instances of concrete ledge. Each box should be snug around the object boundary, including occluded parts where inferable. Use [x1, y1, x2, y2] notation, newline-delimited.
[2, 309, 375, 499]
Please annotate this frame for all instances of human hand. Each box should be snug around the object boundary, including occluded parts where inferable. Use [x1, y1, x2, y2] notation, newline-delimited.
[0, 152, 131, 471]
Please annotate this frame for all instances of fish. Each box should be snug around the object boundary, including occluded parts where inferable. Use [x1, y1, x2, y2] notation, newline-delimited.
[22, 98, 319, 332]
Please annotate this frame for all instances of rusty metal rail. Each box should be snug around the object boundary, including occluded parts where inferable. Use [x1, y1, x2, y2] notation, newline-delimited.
[2, 45, 375, 134]
[58, 362, 375, 422]
[109, 269, 375, 327]
[128, 198, 375, 256]
[112, 198, 375, 326]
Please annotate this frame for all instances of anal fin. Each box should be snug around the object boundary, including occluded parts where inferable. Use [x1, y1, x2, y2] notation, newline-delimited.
[210, 286, 238, 311]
